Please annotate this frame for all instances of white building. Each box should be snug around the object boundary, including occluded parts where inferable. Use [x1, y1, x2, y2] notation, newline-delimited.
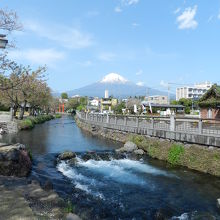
[146, 95, 168, 105]
[176, 82, 213, 101]
[104, 90, 109, 99]
[90, 99, 99, 106]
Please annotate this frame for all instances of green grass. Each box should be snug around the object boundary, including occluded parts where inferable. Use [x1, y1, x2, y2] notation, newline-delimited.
[18, 114, 55, 130]
[55, 113, 62, 118]
[64, 200, 75, 213]
[168, 144, 185, 165]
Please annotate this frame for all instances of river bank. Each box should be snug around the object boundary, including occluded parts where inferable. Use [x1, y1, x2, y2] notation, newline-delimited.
[76, 116, 220, 177]
[0, 176, 72, 219]
[0, 116, 81, 220]
[18, 114, 62, 130]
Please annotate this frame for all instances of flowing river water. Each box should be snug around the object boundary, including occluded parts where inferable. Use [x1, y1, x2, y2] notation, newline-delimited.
[1, 115, 220, 219]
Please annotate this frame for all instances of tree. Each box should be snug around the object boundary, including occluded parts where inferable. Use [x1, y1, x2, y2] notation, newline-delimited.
[112, 102, 126, 114]
[61, 92, 68, 99]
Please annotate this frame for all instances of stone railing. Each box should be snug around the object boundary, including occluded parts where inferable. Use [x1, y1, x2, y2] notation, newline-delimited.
[76, 111, 220, 147]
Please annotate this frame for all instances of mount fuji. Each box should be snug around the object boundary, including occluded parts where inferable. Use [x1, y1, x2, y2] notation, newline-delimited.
[67, 73, 169, 98]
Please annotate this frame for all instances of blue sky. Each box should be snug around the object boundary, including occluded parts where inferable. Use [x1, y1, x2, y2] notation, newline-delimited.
[2, 0, 220, 93]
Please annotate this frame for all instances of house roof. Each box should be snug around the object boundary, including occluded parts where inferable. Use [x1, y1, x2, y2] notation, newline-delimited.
[198, 84, 220, 108]
[142, 101, 185, 109]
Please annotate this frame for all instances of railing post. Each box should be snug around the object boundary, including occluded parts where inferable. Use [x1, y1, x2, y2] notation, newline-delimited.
[106, 114, 109, 123]
[115, 115, 117, 125]
[170, 115, 175, 131]
[198, 119, 203, 134]
[124, 116, 127, 126]
[151, 117, 154, 129]
[136, 117, 139, 128]
[86, 112, 88, 120]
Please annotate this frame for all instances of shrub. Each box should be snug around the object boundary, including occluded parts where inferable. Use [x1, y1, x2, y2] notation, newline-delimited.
[55, 113, 62, 118]
[19, 119, 34, 130]
[18, 114, 55, 130]
[64, 200, 75, 213]
[168, 144, 184, 165]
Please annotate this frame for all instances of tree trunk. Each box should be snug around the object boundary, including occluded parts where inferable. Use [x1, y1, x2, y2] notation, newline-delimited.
[13, 105, 18, 117]
[19, 101, 27, 120]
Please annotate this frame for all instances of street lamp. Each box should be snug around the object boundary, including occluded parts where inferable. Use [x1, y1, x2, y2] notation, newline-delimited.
[0, 34, 8, 49]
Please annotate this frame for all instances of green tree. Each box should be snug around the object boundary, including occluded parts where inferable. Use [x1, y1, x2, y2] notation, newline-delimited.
[112, 102, 126, 114]
[61, 92, 68, 99]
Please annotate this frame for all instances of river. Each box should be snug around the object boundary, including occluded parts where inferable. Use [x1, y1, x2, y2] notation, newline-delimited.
[1, 116, 220, 219]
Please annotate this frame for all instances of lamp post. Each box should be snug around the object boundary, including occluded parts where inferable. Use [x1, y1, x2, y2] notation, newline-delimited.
[0, 34, 8, 49]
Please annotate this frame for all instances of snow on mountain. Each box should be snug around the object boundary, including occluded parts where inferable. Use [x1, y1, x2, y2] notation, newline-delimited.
[66, 72, 174, 98]
[100, 73, 128, 84]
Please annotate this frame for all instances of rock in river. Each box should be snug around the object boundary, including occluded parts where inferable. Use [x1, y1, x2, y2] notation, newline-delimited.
[0, 143, 32, 177]
[134, 149, 144, 155]
[58, 151, 76, 161]
[116, 141, 138, 153]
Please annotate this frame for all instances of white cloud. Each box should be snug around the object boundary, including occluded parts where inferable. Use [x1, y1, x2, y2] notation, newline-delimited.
[98, 52, 116, 61]
[123, 0, 139, 6]
[9, 48, 65, 66]
[160, 80, 169, 88]
[25, 21, 93, 49]
[115, 0, 139, 13]
[218, 10, 220, 19]
[136, 81, 144, 86]
[132, 22, 140, 27]
[78, 60, 93, 67]
[115, 6, 122, 13]
[136, 69, 143, 75]
[176, 5, 198, 30]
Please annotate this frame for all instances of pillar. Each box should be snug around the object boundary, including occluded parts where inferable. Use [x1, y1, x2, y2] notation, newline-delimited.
[170, 115, 175, 131]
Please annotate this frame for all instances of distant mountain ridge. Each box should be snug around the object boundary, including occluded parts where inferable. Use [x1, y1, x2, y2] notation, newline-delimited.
[66, 73, 172, 98]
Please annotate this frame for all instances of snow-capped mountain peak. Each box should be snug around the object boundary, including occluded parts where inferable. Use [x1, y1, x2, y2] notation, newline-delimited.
[100, 73, 128, 84]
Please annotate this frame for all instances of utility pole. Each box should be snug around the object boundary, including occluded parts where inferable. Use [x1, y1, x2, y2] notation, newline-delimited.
[146, 88, 150, 101]
[167, 84, 170, 105]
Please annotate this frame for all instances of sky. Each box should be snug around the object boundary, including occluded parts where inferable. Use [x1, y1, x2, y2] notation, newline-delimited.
[1, 0, 220, 93]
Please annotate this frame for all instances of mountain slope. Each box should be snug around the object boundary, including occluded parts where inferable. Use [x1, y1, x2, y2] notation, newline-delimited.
[67, 73, 171, 98]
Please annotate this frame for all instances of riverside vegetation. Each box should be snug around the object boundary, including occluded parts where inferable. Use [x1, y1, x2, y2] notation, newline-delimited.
[18, 114, 62, 130]
[76, 117, 220, 177]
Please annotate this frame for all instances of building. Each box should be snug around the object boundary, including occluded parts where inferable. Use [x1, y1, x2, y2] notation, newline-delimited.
[176, 82, 213, 101]
[198, 84, 220, 119]
[100, 98, 118, 112]
[146, 95, 168, 105]
[104, 90, 109, 99]
[142, 101, 185, 116]
[89, 98, 99, 107]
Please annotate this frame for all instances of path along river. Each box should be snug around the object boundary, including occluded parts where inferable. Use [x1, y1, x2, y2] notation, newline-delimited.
[1, 115, 220, 219]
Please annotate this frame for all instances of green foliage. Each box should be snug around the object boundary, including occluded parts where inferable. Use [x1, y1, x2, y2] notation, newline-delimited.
[18, 114, 54, 130]
[19, 118, 34, 130]
[55, 113, 62, 118]
[61, 92, 68, 99]
[77, 104, 86, 111]
[64, 200, 75, 213]
[0, 102, 10, 111]
[112, 102, 126, 114]
[168, 144, 184, 165]
[171, 98, 198, 114]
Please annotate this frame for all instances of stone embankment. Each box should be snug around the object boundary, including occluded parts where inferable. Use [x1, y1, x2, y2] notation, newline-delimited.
[76, 117, 220, 177]
[0, 144, 81, 219]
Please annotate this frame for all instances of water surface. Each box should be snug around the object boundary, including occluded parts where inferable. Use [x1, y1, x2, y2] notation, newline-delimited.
[1, 116, 220, 219]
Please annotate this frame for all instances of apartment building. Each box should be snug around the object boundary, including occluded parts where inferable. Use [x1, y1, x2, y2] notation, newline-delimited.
[176, 82, 213, 101]
[147, 95, 168, 105]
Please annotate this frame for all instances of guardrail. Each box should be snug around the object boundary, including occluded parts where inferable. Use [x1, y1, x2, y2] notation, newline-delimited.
[76, 111, 220, 137]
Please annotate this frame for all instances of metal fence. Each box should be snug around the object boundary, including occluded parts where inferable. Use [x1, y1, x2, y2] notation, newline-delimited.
[76, 111, 220, 137]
